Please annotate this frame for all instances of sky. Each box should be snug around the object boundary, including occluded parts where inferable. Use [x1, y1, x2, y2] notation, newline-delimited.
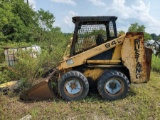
[27, 0, 160, 35]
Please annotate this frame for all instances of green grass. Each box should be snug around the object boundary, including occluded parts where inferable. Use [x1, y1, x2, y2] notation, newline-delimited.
[152, 55, 160, 72]
[0, 71, 160, 120]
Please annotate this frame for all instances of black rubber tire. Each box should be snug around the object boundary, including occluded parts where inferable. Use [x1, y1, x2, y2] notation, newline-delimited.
[58, 71, 89, 101]
[97, 70, 130, 100]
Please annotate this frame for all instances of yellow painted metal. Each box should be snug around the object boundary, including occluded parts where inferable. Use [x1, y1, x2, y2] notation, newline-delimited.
[59, 32, 151, 84]
[111, 44, 122, 60]
[83, 68, 103, 81]
[0, 81, 20, 93]
[58, 35, 125, 70]
[87, 60, 121, 65]
[0, 81, 18, 88]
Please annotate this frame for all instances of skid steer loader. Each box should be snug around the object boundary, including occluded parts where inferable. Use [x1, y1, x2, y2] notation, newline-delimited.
[20, 16, 152, 101]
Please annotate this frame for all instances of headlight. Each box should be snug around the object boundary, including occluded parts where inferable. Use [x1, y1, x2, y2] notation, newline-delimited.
[66, 59, 74, 65]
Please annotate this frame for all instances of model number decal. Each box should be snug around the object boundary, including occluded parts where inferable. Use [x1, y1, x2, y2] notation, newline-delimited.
[105, 39, 122, 48]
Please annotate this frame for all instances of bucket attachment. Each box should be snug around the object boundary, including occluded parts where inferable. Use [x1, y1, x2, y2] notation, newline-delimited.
[20, 80, 53, 100]
[20, 69, 58, 101]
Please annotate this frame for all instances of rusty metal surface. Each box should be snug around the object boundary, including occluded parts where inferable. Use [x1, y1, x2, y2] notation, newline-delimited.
[122, 32, 151, 83]
[72, 16, 117, 23]
[20, 80, 54, 100]
[84, 68, 103, 81]
[145, 47, 152, 82]
[20, 69, 58, 101]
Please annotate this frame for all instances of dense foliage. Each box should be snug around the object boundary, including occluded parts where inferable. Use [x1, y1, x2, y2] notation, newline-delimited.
[128, 23, 152, 41]
[0, 0, 71, 84]
[151, 55, 160, 72]
[150, 33, 160, 41]
[0, 0, 36, 42]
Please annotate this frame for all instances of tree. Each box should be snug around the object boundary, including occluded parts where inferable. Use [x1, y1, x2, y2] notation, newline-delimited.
[128, 23, 151, 41]
[0, 0, 71, 56]
[144, 33, 152, 41]
[36, 9, 55, 30]
[128, 23, 145, 32]
[0, 0, 36, 42]
[150, 33, 160, 41]
[150, 33, 157, 40]
[33, 8, 61, 43]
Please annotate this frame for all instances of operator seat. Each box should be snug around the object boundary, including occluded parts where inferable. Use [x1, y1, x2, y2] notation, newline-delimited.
[96, 34, 104, 45]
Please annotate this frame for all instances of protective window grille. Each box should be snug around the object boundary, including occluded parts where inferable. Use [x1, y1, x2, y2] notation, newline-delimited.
[75, 24, 107, 53]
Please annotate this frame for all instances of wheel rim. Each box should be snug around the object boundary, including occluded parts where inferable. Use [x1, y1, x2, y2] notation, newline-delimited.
[105, 78, 122, 94]
[65, 79, 82, 95]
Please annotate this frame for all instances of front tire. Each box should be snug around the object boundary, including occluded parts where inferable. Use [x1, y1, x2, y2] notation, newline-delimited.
[97, 70, 130, 100]
[58, 71, 89, 101]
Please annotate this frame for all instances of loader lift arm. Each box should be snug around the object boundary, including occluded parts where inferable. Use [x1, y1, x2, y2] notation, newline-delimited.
[58, 35, 125, 70]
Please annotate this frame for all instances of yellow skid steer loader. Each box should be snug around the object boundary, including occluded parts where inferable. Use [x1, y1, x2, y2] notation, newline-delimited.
[20, 16, 152, 101]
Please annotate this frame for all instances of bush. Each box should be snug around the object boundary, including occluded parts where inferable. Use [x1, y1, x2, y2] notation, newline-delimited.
[0, 32, 71, 86]
[0, 45, 66, 86]
[0, 67, 11, 84]
[8, 49, 60, 85]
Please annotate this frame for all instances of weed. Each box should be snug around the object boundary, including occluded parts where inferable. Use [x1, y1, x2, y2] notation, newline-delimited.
[152, 55, 160, 72]
[29, 108, 39, 119]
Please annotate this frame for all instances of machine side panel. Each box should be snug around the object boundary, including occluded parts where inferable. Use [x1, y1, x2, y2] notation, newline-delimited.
[121, 32, 151, 83]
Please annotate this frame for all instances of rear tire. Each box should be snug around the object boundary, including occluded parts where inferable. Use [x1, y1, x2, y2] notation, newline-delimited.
[97, 70, 130, 100]
[58, 71, 89, 101]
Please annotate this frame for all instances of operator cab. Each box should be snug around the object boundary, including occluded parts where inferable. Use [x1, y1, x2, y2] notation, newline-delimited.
[70, 16, 118, 56]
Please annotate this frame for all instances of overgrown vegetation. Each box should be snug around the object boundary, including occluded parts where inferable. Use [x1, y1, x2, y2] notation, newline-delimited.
[0, 71, 160, 120]
[128, 23, 152, 41]
[151, 55, 160, 72]
[0, 0, 71, 85]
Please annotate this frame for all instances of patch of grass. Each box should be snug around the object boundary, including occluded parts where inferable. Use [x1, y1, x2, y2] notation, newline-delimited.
[152, 55, 160, 72]
[0, 71, 160, 120]
[30, 108, 40, 118]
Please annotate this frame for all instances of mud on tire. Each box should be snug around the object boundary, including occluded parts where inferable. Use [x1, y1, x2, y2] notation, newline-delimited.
[58, 71, 89, 101]
[97, 70, 130, 100]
